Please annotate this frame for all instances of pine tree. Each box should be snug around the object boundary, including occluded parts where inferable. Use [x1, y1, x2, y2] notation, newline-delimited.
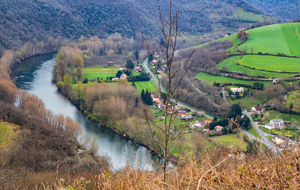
[146, 92, 153, 105]
[134, 50, 139, 60]
[131, 82, 136, 87]
[141, 89, 145, 103]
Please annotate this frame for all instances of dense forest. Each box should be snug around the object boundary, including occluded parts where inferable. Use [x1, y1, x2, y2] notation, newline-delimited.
[0, 0, 273, 55]
[246, 0, 300, 19]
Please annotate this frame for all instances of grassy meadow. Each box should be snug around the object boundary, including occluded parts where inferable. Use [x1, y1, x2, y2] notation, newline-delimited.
[281, 23, 300, 56]
[217, 56, 293, 78]
[195, 72, 269, 86]
[83, 67, 120, 80]
[239, 24, 291, 55]
[239, 55, 300, 72]
[135, 80, 158, 94]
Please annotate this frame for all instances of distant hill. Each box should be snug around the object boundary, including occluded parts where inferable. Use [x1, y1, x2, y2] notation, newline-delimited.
[245, 0, 300, 19]
[0, 0, 272, 54]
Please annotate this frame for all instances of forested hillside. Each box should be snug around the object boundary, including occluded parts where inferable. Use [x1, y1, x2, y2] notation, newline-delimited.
[245, 0, 300, 19]
[0, 0, 272, 54]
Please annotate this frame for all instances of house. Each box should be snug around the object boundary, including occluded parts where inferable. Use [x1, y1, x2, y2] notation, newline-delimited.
[203, 120, 212, 125]
[158, 74, 167, 79]
[272, 135, 295, 146]
[112, 78, 119, 81]
[107, 61, 114, 66]
[134, 66, 141, 72]
[152, 95, 160, 101]
[151, 59, 158, 66]
[231, 87, 244, 93]
[272, 78, 279, 84]
[120, 74, 128, 80]
[157, 69, 164, 74]
[181, 114, 194, 121]
[265, 123, 275, 130]
[178, 110, 187, 116]
[215, 125, 224, 132]
[251, 106, 264, 114]
[270, 119, 284, 130]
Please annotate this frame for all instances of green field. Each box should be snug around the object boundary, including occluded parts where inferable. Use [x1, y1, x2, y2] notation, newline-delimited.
[239, 55, 300, 72]
[210, 134, 248, 149]
[246, 127, 260, 139]
[217, 56, 293, 78]
[228, 96, 262, 110]
[83, 67, 120, 80]
[261, 110, 300, 125]
[239, 24, 291, 55]
[135, 80, 159, 94]
[259, 127, 300, 140]
[195, 72, 269, 86]
[281, 23, 300, 56]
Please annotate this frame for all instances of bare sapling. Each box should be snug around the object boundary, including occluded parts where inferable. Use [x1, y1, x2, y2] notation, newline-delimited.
[141, 0, 195, 181]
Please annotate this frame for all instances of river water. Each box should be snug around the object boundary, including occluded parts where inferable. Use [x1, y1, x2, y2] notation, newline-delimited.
[11, 54, 161, 170]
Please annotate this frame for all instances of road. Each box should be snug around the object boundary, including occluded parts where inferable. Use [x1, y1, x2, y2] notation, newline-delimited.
[243, 111, 278, 153]
[143, 59, 213, 119]
[221, 87, 227, 103]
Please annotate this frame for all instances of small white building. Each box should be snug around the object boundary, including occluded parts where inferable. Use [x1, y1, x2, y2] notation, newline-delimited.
[270, 119, 284, 130]
[112, 78, 120, 81]
[215, 125, 224, 132]
[265, 123, 275, 130]
[231, 87, 244, 93]
[251, 106, 264, 114]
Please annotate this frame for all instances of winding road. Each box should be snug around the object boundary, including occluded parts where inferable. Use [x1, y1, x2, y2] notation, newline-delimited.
[243, 111, 279, 153]
[143, 59, 213, 119]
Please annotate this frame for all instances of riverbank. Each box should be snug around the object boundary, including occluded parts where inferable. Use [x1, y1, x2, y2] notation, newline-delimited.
[60, 88, 179, 166]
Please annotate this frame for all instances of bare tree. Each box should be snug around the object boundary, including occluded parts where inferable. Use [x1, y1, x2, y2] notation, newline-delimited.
[141, 0, 195, 181]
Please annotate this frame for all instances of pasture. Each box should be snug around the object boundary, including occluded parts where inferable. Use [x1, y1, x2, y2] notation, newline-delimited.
[195, 72, 268, 85]
[135, 80, 158, 94]
[217, 56, 293, 78]
[239, 55, 300, 72]
[83, 67, 120, 80]
[281, 23, 300, 56]
[239, 24, 291, 55]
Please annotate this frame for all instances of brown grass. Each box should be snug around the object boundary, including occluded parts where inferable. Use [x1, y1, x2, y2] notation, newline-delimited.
[2, 146, 298, 189]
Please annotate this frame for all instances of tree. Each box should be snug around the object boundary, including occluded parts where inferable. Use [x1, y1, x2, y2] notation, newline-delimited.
[131, 82, 136, 87]
[77, 67, 83, 81]
[228, 104, 242, 118]
[116, 70, 123, 78]
[63, 73, 72, 86]
[289, 103, 294, 110]
[134, 50, 139, 60]
[251, 46, 255, 54]
[141, 89, 145, 102]
[213, 116, 218, 121]
[126, 59, 134, 71]
[222, 65, 229, 72]
[142, 1, 195, 181]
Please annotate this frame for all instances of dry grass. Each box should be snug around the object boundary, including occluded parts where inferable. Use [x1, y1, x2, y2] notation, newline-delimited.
[3, 146, 298, 189]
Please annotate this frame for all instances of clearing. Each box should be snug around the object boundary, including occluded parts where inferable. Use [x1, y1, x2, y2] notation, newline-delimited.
[217, 56, 293, 78]
[195, 72, 269, 86]
[83, 67, 120, 80]
[135, 80, 159, 94]
[239, 55, 300, 72]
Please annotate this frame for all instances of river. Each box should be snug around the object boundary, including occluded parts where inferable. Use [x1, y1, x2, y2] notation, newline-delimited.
[11, 54, 161, 170]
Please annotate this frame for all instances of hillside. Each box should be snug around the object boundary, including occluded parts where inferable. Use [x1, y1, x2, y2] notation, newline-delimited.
[0, 0, 272, 54]
[245, 0, 300, 19]
[180, 23, 300, 93]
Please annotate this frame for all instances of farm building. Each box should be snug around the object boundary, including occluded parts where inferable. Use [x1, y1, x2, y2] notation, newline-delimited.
[107, 61, 114, 66]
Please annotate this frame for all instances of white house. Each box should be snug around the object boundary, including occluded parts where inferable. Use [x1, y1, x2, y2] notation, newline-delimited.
[270, 119, 284, 130]
[231, 87, 244, 93]
[265, 123, 275, 130]
[251, 106, 264, 114]
[215, 125, 224, 132]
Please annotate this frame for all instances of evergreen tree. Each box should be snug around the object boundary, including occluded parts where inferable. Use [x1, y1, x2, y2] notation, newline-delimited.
[126, 59, 134, 71]
[141, 89, 145, 102]
[116, 70, 123, 78]
[213, 116, 218, 121]
[134, 50, 139, 60]
[146, 92, 153, 105]
[289, 103, 294, 110]
[228, 104, 242, 118]
[131, 82, 136, 87]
